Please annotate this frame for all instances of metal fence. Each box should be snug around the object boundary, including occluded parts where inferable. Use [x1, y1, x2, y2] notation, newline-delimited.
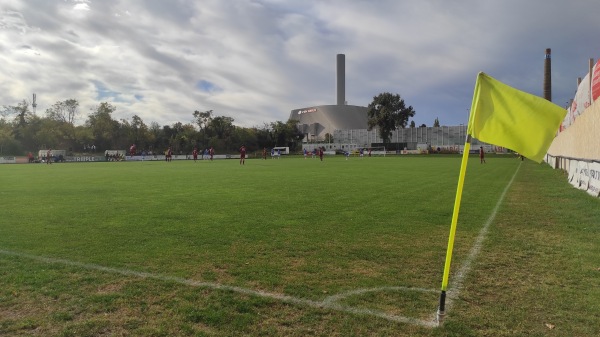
[333, 126, 488, 150]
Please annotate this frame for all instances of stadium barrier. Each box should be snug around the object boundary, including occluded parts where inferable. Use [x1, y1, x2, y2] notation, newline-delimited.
[0, 154, 248, 164]
[546, 99, 600, 198]
[126, 154, 245, 161]
[66, 156, 106, 162]
[548, 101, 600, 161]
[0, 156, 16, 164]
[546, 156, 600, 198]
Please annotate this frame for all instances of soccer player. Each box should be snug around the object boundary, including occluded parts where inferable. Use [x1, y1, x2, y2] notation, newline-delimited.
[129, 144, 136, 156]
[479, 146, 486, 164]
[262, 147, 267, 160]
[46, 149, 52, 164]
[192, 147, 198, 162]
[239, 145, 246, 165]
[209, 146, 214, 161]
[166, 146, 173, 162]
[319, 147, 324, 161]
[303, 148, 307, 159]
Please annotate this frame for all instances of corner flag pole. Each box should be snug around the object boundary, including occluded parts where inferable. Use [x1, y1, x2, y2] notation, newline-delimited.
[437, 133, 472, 325]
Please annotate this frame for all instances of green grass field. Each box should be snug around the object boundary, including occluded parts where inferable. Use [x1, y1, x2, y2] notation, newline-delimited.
[1, 155, 598, 336]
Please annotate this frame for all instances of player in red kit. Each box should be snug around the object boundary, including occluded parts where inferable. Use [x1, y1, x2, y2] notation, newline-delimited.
[239, 145, 246, 165]
[166, 147, 173, 162]
[192, 147, 198, 162]
[209, 147, 214, 161]
[479, 146, 486, 164]
[129, 144, 136, 156]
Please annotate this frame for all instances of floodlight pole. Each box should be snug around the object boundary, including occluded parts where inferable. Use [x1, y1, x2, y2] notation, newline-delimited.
[437, 133, 472, 325]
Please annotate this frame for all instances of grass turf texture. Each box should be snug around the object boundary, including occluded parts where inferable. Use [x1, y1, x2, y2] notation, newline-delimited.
[0, 155, 598, 336]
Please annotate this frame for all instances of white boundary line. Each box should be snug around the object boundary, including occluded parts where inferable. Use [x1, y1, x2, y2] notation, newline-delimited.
[0, 249, 437, 328]
[0, 163, 520, 328]
[442, 162, 521, 313]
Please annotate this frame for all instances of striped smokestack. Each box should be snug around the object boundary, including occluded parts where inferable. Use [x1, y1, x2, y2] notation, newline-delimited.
[543, 48, 552, 101]
[336, 54, 345, 105]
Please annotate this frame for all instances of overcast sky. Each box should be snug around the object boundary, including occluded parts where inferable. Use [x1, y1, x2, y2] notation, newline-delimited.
[1, 0, 598, 128]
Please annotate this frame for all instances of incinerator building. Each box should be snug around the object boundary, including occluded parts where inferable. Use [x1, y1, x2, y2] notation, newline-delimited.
[289, 54, 368, 142]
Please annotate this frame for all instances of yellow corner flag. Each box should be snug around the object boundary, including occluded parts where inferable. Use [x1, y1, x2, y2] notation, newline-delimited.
[468, 72, 567, 163]
[437, 72, 567, 325]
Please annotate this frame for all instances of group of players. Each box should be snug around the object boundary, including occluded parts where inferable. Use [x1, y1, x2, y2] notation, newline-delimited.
[191, 147, 215, 162]
[194, 146, 283, 165]
[303, 148, 325, 161]
[129, 144, 216, 162]
[129, 144, 334, 164]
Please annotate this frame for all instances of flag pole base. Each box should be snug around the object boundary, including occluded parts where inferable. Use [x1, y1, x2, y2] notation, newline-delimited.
[436, 308, 446, 326]
[437, 290, 447, 326]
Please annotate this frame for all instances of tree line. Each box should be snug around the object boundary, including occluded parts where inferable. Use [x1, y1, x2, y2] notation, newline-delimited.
[0, 99, 304, 156]
[1, 92, 421, 156]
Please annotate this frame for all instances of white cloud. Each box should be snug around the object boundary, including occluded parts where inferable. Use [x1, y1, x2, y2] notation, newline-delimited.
[73, 3, 90, 11]
[0, 0, 598, 128]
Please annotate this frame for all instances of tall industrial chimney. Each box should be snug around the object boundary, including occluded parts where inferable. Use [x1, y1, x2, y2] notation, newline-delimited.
[336, 54, 345, 105]
[543, 48, 552, 101]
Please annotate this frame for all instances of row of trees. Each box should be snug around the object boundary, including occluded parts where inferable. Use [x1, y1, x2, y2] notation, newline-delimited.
[0, 100, 304, 156]
[1, 91, 422, 156]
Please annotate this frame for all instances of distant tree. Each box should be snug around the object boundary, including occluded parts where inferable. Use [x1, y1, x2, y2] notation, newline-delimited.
[270, 121, 286, 146]
[3, 100, 32, 141]
[86, 102, 119, 150]
[433, 117, 440, 127]
[231, 127, 258, 151]
[324, 133, 334, 143]
[45, 99, 80, 149]
[367, 92, 415, 144]
[3, 100, 52, 151]
[210, 116, 235, 139]
[193, 109, 213, 148]
[285, 119, 304, 151]
[74, 125, 94, 151]
[410, 120, 416, 128]
[148, 122, 165, 151]
[119, 115, 151, 151]
[268, 119, 303, 150]
[208, 116, 235, 151]
[193, 109, 213, 130]
[254, 123, 273, 149]
[35, 116, 64, 149]
[0, 119, 21, 154]
[45, 99, 79, 124]
[174, 123, 197, 154]
[420, 123, 427, 128]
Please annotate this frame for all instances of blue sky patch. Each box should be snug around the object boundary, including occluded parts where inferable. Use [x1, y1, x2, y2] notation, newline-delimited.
[196, 80, 219, 92]
[92, 80, 125, 102]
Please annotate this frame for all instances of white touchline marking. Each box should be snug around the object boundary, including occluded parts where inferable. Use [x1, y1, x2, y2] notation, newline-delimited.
[322, 286, 438, 305]
[0, 249, 436, 328]
[442, 162, 522, 313]
[0, 162, 520, 329]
